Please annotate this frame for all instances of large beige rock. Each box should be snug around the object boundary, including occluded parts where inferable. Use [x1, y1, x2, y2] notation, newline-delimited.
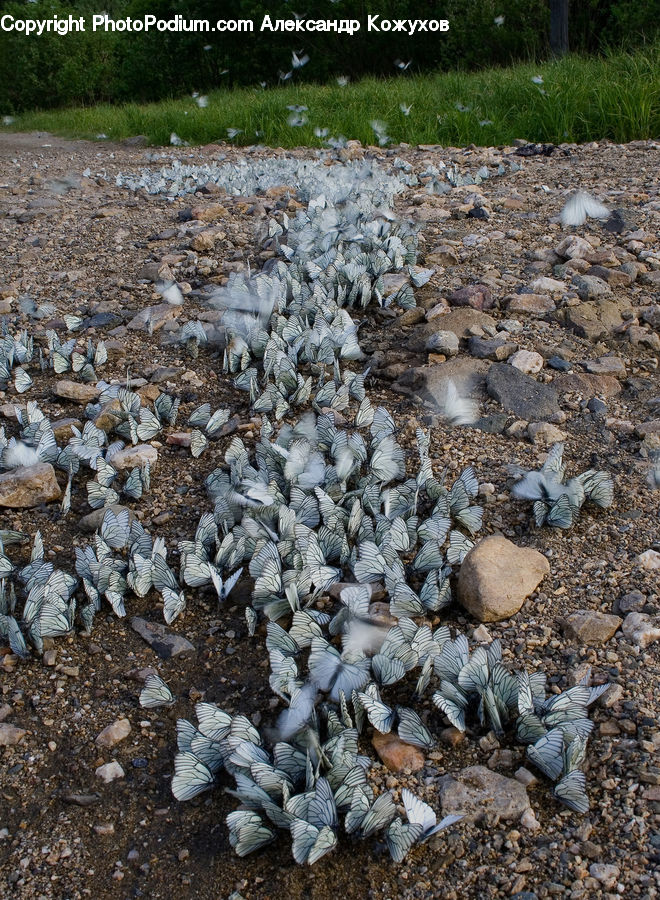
[563, 610, 622, 644]
[0, 463, 61, 508]
[96, 718, 131, 749]
[457, 534, 549, 622]
[110, 444, 158, 471]
[438, 766, 531, 823]
[53, 380, 101, 404]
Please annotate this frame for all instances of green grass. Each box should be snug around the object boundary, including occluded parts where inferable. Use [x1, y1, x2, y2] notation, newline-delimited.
[2, 45, 659, 148]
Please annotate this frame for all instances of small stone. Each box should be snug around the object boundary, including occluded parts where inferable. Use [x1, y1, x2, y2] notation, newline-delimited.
[127, 303, 180, 333]
[64, 793, 101, 807]
[621, 612, 660, 649]
[527, 422, 567, 445]
[612, 590, 645, 615]
[110, 444, 158, 471]
[505, 294, 556, 315]
[555, 235, 596, 260]
[131, 616, 195, 658]
[472, 624, 491, 642]
[190, 202, 228, 222]
[95, 761, 125, 783]
[439, 727, 465, 747]
[563, 610, 622, 644]
[529, 276, 566, 293]
[43, 650, 57, 667]
[96, 718, 131, 749]
[571, 274, 612, 300]
[426, 330, 459, 356]
[372, 731, 425, 772]
[0, 463, 61, 508]
[0, 723, 26, 746]
[438, 766, 530, 823]
[398, 307, 425, 326]
[587, 398, 607, 415]
[520, 809, 541, 831]
[583, 356, 626, 377]
[468, 336, 516, 361]
[509, 350, 544, 375]
[426, 245, 459, 266]
[457, 535, 550, 622]
[487, 363, 560, 422]
[448, 284, 494, 311]
[94, 823, 115, 835]
[637, 549, 660, 569]
[53, 380, 101, 403]
[588, 864, 619, 890]
[0, 704, 11, 722]
[514, 767, 538, 787]
[78, 504, 135, 533]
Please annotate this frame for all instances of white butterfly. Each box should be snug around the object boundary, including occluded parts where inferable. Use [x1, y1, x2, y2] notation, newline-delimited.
[560, 191, 610, 227]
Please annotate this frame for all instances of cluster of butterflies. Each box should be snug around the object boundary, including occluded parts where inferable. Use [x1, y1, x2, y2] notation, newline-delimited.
[138, 674, 462, 865]
[507, 443, 614, 529]
[0, 317, 110, 397]
[0, 506, 187, 656]
[114, 152, 522, 207]
[0, 530, 78, 656]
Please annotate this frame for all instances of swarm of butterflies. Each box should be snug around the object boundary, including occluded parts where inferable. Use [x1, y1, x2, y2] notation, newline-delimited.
[1, 153, 617, 868]
[114, 152, 523, 205]
[507, 443, 614, 529]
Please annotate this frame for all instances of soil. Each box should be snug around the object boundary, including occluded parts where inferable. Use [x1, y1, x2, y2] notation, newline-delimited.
[0, 131, 658, 900]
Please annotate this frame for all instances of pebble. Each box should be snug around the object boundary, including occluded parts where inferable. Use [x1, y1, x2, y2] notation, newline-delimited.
[372, 731, 425, 772]
[438, 766, 531, 823]
[0, 723, 26, 746]
[562, 610, 622, 644]
[621, 612, 660, 648]
[131, 616, 196, 658]
[95, 761, 125, 783]
[96, 718, 131, 749]
[53, 379, 101, 403]
[509, 349, 544, 375]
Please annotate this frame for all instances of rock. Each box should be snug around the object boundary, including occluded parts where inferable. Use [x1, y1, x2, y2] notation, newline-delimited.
[53, 380, 101, 404]
[505, 294, 556, 315]
[426, 245, 459, 266]
[426, 330, 459, 356]
[509, 350, 544, 375]
[563, 610, 622, 644]
[621, 612, 660, 649]
[0, 463, 61, 508]
[127, 303, 180, 333]
[110, 444, 158, 471]
[0, 704, 11, 722]
[382, 273, 410, 297]
[468, 336, 516, 361]
[555, 235, 595, 259]
[612, 590, 645, 615]
[438, 766, 531, 823]
[457, 535, 550, 622]
[447, 284, 494, 311]
[96, 718, 131, 749]
[589, 864, 619, 890]
[571, 274, 612, 300]
[583, 356, 626, 377]
[529, 276, 566, 293]
[553, 372, 622, 398]
[637, 549, 660, 570]
[561, 298, 629, 342]
[372, 731, 425, 772]
[51, 418, 82, 442]
[95, 761, 125, 783]
[94, 399, 123, 433]
[520, 808, 541, 832]
[63, 793, 101, 807]
[421, 308, 497, 346]
[166, 431, 192, 448]
[78, 504, 135, 533]
[0, 723, 26, 746]
[527, 422, 567, 445]
[585, 265, 632, 286]
[487, 362, 560, 421]
[131, 616, 195, 658]
[190, 202, 228, 222]
[398, 307, 425, 326]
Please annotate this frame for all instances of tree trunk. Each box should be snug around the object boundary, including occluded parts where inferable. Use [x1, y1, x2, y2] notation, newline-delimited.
[550, 0, 569, 56]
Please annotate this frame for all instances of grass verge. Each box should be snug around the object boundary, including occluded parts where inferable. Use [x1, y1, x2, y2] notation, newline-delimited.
[2, 45, 659, 148]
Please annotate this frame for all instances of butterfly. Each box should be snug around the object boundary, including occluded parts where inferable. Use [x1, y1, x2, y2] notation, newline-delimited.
[560, 191, 610, 227]
[139, 673, 174, 708]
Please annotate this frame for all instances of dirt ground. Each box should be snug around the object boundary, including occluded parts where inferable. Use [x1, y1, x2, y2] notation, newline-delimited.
[0, 131, 658, 900]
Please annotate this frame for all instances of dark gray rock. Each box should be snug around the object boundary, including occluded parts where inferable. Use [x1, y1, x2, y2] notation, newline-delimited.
[131, 617, 195, 658]
[487, 363, 560, 421]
